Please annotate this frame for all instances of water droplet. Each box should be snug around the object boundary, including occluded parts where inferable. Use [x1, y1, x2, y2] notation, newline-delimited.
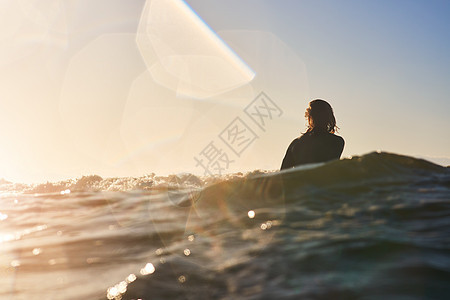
[126, 274, 137, 283]
[0, 212, 8, 221]
[10, 260, 20, 267]
[60, 189, 71, 195]
[107, 286, 119, 299]
[140, 262, 155, 275]
[118, 281, 127, 293]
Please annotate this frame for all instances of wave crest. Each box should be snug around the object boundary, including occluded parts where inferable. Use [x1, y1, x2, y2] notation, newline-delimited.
[1, 152, 447, 195]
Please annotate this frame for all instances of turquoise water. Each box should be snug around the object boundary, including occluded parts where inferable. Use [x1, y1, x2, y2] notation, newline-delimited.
[0, 152, 449, 299]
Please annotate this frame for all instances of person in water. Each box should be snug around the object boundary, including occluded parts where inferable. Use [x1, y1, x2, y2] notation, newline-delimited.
[280, 99, 344, 170]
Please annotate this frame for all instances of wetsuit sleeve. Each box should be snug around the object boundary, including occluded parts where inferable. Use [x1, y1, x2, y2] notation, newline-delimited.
[280, 140, 297, 170]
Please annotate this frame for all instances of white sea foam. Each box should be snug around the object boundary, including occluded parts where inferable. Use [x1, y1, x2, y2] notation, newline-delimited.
[0, 170, 271, 195]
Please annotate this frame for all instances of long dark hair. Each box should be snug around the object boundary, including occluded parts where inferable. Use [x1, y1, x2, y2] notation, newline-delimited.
[304, 99, 338, 134]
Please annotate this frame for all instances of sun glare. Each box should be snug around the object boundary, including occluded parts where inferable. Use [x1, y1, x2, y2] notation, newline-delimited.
[136, 0, 255, 98]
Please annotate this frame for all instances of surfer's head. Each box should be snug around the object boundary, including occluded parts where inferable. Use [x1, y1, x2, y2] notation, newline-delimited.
[305, 99, 338, 134]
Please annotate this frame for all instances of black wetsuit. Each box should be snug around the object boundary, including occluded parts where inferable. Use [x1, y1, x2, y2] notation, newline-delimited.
[280, 132, 344, 170]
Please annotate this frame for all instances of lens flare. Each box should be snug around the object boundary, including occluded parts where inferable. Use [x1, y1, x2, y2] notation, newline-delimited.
[137, 0, 255, 99]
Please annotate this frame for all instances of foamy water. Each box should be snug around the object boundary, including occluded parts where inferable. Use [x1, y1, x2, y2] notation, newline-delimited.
[1, 152, 449, 299]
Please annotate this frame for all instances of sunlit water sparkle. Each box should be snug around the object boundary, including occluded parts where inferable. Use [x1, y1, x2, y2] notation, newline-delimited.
[0, 152, 449, 299]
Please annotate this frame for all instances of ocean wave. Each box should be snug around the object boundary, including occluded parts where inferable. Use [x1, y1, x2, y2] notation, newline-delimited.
[1, 152, 447, 196]
[1, 151, 449, 299]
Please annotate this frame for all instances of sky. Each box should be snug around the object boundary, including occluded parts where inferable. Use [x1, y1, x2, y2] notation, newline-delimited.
[0, 0, 449, 184]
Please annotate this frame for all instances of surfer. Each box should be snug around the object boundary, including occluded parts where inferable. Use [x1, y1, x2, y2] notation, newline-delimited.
[281, 99, 344, 170]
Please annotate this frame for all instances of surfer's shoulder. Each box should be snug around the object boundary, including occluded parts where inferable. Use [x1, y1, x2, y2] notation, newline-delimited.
[287, 136, 304, 151]
[332, 134, 345, 145]
[328, 133, 345, 150]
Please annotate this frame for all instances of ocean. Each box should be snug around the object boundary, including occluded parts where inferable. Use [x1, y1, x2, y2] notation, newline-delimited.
[0, 152, 449, 299]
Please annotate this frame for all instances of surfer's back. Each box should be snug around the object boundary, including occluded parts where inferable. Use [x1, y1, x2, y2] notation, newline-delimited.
[280, 99, 344, 170]
[281, 132, 344, 170]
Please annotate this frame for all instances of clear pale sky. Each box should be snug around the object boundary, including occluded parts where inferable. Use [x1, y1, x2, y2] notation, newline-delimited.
[0, 0, 449, 183]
